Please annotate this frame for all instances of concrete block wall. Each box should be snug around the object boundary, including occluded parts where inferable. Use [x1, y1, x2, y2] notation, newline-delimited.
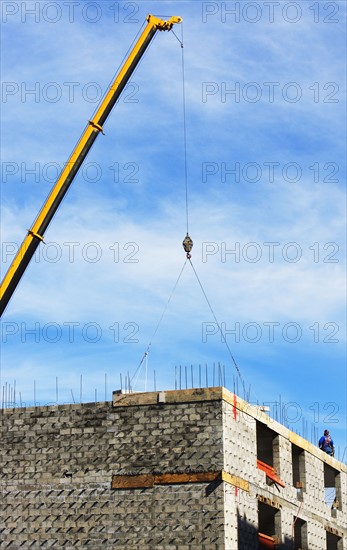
[305, 453, 326, 514]
[223, 484, 259, 549]
[274, 435, 292, 488]
[110, 398, 224, 474]
[1, 390, 227, 548]
[222, 399, 257, 483]
[1, 387, 346, 549]
[232, 490, 259, 549]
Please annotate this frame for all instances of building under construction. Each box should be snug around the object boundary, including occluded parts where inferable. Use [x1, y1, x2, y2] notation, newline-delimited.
[1, 387, 346, 548]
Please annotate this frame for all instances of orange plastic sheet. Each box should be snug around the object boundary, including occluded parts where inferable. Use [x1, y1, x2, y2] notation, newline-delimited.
[257, 459, 285, 488]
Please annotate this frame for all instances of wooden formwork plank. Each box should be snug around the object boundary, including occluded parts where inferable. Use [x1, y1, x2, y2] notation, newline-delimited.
[155, 472, 220, 485]
[111, 474, 154, 489]
[221, 471, 250, 492]
[112, 470, 249, 491]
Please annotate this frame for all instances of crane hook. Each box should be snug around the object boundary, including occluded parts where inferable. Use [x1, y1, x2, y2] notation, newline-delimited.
[182, 233, 193, 259]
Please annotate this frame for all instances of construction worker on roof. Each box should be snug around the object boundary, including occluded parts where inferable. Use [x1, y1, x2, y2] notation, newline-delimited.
[319, 429, 335, 457]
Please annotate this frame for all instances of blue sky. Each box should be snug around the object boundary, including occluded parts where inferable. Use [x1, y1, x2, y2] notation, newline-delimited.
[1, 1, 346, 455]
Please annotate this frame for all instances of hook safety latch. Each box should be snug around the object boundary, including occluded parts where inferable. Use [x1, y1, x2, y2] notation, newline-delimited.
[182, 233, 193, 259]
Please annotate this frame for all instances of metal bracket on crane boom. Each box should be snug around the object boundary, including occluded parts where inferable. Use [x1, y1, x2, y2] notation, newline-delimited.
[27, 229, 45, 243]
[88, 120, 105, 135]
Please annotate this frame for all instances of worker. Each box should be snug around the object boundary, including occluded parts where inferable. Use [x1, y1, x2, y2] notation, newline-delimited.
[319, 429, 335, 456]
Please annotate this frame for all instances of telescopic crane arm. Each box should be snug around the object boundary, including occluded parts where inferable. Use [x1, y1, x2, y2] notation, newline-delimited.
[0, 15, 182, 317]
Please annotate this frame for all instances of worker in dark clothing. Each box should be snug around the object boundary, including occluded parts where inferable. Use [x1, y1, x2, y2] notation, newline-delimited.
[319, 429, 335, 456]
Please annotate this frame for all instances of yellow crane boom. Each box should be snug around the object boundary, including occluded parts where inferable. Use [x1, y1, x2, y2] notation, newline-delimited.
[0, 15, 182, 317]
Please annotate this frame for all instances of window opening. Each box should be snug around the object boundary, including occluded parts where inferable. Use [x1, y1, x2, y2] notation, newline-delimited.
[258, 501, 280, 549]
[326, 531, 343, 550]
[293, 516, 307, 549]
[256, 422, 285, 487]
[292, 444, 306, 497]
[324, 463, 341, 513]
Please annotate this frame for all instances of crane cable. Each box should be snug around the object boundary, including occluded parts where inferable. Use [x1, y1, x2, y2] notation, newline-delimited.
[132, 22, 247, 394]
[175, 25, 247, 392]
[131, 24, 190, 390]
[172, 24, 189, 236]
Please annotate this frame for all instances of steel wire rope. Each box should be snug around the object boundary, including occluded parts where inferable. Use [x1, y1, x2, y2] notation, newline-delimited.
[171, 24, 189, 234]
[131, 24, 190, 390]
[187, 258, 247, 392]
[189, 258, 262, 403]
[130, 259, 188, 389]
[172, 27, 253, 399]
[172, 25, 249, 396]
[131, 22, 251, 402]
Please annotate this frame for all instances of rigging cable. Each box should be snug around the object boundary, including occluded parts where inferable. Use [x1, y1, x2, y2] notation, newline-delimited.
[130, 259, 188, 390]
[188, 258, 246, 390]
